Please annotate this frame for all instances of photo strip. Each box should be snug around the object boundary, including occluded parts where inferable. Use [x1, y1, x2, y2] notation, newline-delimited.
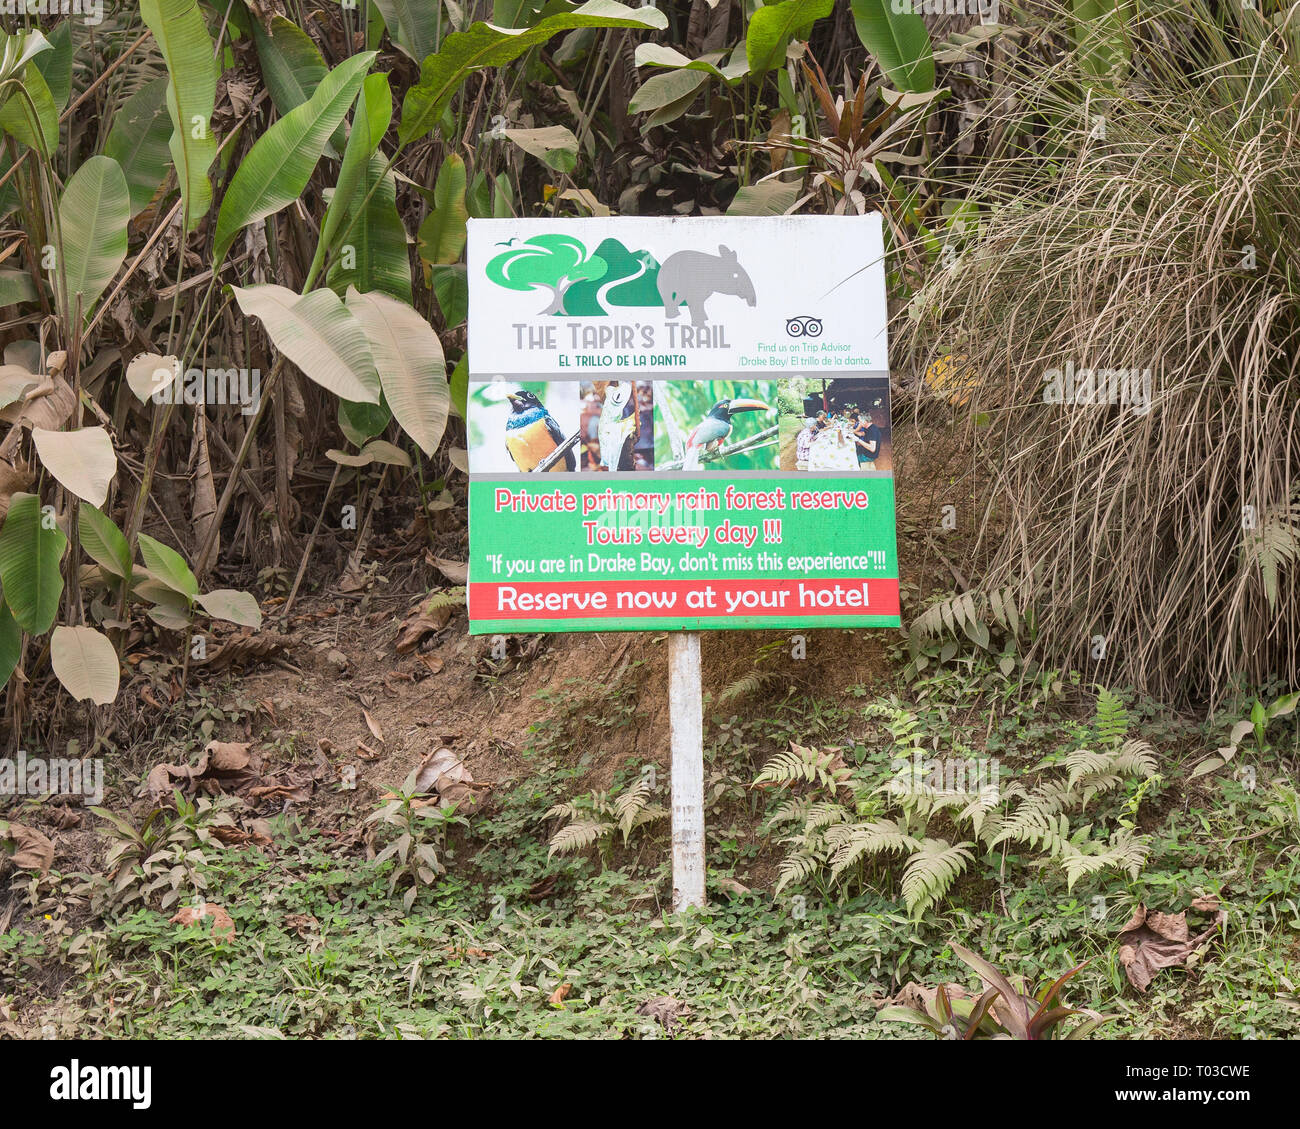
[653, 380, 778, 471]
[467, 381, 581, 474]
[578, 380, 655, 471]
[777, 376, 891, 472]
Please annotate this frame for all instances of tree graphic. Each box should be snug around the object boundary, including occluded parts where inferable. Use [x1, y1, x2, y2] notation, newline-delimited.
[564, 238, 661, 315]
[485, 234, 608, 316]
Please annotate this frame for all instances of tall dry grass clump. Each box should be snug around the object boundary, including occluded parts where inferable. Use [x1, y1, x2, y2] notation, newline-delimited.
[901, 1, 1300, 708]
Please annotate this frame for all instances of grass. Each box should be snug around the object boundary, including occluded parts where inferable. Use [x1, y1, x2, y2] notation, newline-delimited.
[3, 643, 1299, 1039]
[899, 0, 1300, 708]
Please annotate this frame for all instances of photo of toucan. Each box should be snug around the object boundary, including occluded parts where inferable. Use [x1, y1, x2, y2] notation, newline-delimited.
[682, 397, 770, 469]
[505, 388, 575, 472]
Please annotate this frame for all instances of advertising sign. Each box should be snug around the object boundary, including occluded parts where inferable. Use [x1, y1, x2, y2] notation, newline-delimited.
[465, 215, 899, 634]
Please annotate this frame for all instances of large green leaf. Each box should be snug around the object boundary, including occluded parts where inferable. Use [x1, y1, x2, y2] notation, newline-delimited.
[372, 0, 444, 61]
[50, 625, 120, 705]
[231, 284, 380, 404]
[326, 155, 411, 303]
[32, 20, 71, 111]
[850, 0, 935, 93]
[78, 505, 132, 580]
[635, 43, 750, 82]
[0, 492, 67, 635]
[746, 0, 832, 76]
[138, 533, 198, 600]
[309, 72, 392, 290]
[0, 269, 35, 307]
[104, 77, 173, 217]
[31, 427, 117, 508]
[195, 588, 262, 628]
[0, 62, 58, 156]
[252, 15, 328, 115]
[629, 69, 709, 116]
[398, 1, 667, 145]
[0, 29, 53, 85]
[214, 51, 377, 266]
[251, 15, 345, 157]
[140, 0, 218, 230]
[493, 0, 546, 28]
[346, 287, 449, 456]
[0, 29, 55, 151]
[505, 125, 578, 172]
[0, 598, 19, 689]
[430, 264, 466, 327]
[417, 154, 468, 266]
[339, 397, 391, 446]
[728, 178, 801, 216]
[56, 155, 130, 324]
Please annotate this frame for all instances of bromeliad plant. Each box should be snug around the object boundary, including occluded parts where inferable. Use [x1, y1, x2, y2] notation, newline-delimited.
[879, 942, 1116, 1039]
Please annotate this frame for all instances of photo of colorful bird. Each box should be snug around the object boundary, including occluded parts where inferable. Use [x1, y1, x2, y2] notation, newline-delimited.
[681, 397, 771, 469]
[504, 387, 576, 472]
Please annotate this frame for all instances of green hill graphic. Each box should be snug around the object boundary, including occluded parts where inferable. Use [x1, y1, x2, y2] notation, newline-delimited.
[485, 235, 659, 316]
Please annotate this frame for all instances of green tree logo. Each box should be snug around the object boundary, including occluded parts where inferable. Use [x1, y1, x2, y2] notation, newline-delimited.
[485, 234, 608, 316]
[485, 235, 661, 316]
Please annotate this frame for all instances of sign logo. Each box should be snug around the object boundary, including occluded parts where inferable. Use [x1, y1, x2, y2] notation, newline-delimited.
[485, 235, 756, 326]
[785, 315, 823, 338]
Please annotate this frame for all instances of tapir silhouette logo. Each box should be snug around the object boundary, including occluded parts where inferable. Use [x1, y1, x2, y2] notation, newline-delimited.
[484, 236, 756, 324]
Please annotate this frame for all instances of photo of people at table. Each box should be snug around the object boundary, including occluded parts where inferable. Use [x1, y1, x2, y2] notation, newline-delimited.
[778, 377, 891, 472]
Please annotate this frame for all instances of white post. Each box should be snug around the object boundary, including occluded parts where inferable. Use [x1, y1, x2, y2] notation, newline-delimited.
[669, 632, 706, 912]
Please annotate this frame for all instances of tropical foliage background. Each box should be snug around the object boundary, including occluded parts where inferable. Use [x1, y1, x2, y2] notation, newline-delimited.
[0, 0, 1298, 1044]
[0, 0, 1289, 734]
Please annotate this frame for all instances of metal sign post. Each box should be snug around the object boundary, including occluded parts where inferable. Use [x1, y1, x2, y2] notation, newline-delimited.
[668, 632, 705, 911]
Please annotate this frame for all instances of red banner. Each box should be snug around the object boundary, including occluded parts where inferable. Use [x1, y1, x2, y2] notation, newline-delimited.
[468, 577, 900, 621]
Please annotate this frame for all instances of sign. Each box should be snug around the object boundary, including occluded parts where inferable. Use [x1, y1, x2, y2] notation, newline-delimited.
[465, 215, 899, 634]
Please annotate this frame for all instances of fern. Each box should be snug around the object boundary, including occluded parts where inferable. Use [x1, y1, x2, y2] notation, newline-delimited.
[909, 586, 1024, 653]
[901, 838, 975, 918]
[1058, 829, 1151, 890]
[1112, 738, 1158, 779]
[717, 670, 779, 705]
[546, 781, 666, 856]
[1094, 687, 1129, 746]
[424, 586, 467, 610]
[754, 742, 850, 792]
[1066, 748, 1114, 791]
[613, 780, 652, 839]
[805, 801, 849, 831]
[824, 818, 918, 883]
[1241, 491, 1300, 611]
[775, 851, 826, 894]
[547, 820, 613, 858]
[993, 782, 1073, 852]
[764, 796, 814, 829]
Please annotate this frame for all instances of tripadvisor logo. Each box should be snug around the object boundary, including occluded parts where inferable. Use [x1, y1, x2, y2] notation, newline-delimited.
[486, 234, 756, 326]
